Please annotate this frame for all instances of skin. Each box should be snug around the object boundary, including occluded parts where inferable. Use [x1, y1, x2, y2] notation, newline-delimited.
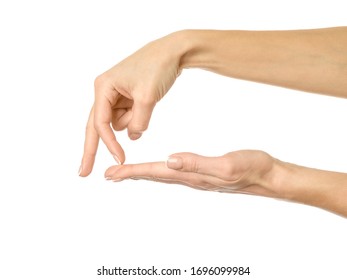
[80, 27, 347, 217]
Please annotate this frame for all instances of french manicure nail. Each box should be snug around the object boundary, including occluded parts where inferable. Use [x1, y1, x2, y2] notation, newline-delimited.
[78, 165, 83, 176]
[113, 154, 121, 165]
[167, 157, 178, 164]
[166, 156, 183, 169]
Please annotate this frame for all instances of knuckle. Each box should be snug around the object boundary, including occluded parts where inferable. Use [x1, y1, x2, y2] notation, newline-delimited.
[94, 75, 103, 88]
[130, 124, 147, 133]
[184, 157, 199, 173]
[93, 120, 101, 131]
[85, 121, 93, 132]
[219, 158, 237, 181]
[85, 124, 93, 136]
[93, 121, 107, 134]
[85, 149, 97, 158]
[136, 92, 157, 107]
[142, 97, 156, 107]
[94, 74, 109, 90]
[85, 120, 97, 135]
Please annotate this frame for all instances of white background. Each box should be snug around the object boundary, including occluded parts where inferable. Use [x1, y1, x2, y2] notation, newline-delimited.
[1, 1, 347, 279]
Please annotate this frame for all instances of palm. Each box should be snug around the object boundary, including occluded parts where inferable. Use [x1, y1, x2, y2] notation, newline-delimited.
[105, 150, 280, 199]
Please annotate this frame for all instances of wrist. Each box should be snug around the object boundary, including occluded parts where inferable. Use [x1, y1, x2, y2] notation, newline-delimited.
[250, 154, 293, 200]
[265, 158, 317, 203]
[172, 30, 246, 76]
[152, 30, 195, 75]
[266, 159, 300, 201]
[272, 160, 330, 205]
[171, 29, 219, 71]
[165, 30, 198, 71]
[268, 158, 347, 216]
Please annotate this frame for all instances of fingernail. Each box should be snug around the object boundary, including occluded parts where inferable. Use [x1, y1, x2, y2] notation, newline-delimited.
[129, 132, 142, 140]
[166, 156, 183, 169]
[112, 178, 123, 182]
[78, 165, 83, 176]
[105, 177, 112, 180]
[113, 154, 121, 165]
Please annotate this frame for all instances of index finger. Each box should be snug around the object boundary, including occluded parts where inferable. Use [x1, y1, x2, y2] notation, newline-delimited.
[105, 162, 204, 190]
[104, 162, 225, 191]
[94, 86, 125, 164]
[80, 106, 99, 177]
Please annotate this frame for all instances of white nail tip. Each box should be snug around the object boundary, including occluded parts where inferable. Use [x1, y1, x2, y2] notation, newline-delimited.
[78, 165, 82, 176]
[167, 157, 178, 163]
[113, 154, 121, 165]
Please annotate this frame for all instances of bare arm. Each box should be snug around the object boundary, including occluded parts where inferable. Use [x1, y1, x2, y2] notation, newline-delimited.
[178, 27, 347, 97]
[274, 160, 347, 217]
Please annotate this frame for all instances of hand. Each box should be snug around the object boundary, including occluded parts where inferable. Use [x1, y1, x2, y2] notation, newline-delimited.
[79, 33, 183, 176]
[104, 149, 347, 216]
[104, 150, 283, 198]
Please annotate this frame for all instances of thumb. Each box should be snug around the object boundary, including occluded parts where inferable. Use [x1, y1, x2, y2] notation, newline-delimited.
[166, 153, 212, 173]
[128, 99, 155, 140]
[166, 152, 234, 179]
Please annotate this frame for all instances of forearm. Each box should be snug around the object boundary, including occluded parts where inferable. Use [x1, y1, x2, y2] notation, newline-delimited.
[271, 159, 347, 217]
[174, 27, 347, 98]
